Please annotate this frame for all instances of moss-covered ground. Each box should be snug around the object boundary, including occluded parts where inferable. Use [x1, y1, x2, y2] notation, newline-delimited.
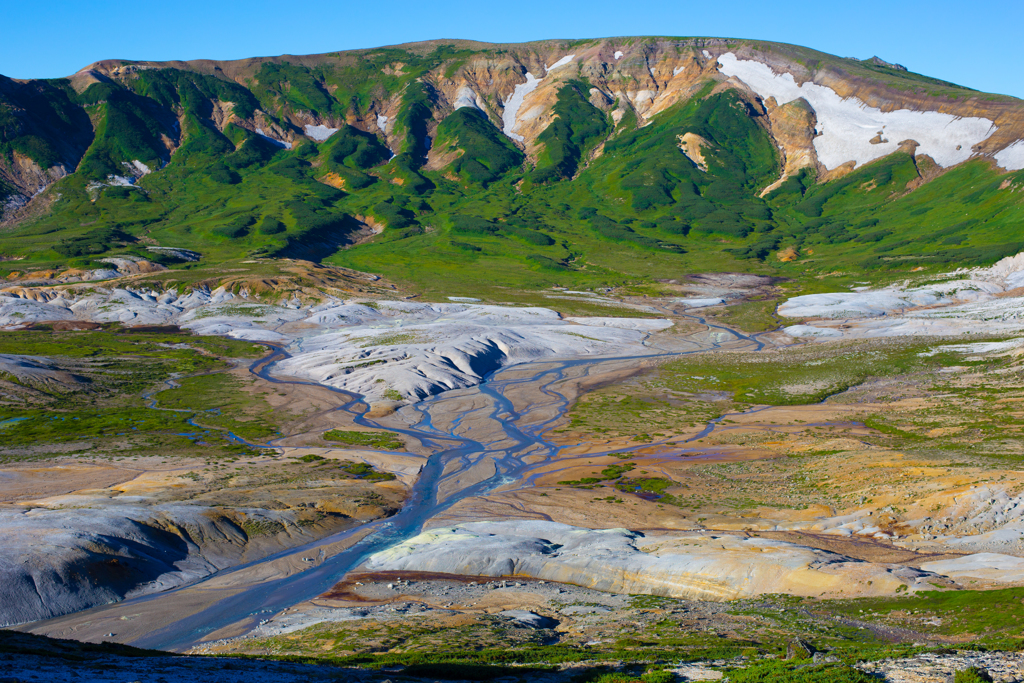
[0, 325, 279, 462]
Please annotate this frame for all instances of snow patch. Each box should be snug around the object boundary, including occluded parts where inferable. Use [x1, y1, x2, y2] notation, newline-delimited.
[994, 139, 1024, 171]
[614, 51, 624, 60]
[502, 72, 542, 142]
[545, 54, 575, 72]
[632, 89, 656, 105]
[673, 66, 685, 76]
[255, 128, 292, 149]
[453, 86, 485, 112]
[376, 114, 389, 135]
[716, 52, 996, 170]
[304, 124, 338, 141]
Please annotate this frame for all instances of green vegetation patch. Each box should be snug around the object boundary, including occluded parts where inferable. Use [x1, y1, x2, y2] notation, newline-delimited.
[655, 339, 968, 406]
[5, 42, 1024, 299]
[0, 327, 274, 463]
[530, 80, 610, 184]
[339, 460, 396, 481]
[435, 108, 523, 185]
[558, 462, 635, 488]
[725, 661, 876, 683]
[156, 372, 278, 441]
[820, 587, 1024, 639]
[322, 429, 405, 450]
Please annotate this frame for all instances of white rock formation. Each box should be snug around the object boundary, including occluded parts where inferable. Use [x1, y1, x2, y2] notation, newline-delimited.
[277, 302, 668, 402]
[778, 250, 1024, 338]
[919, 553, 1024, 583]
[0, 289, 670, 403]
[363, 520, 936, 599]
[0, 503, 313, 627]
[778, 281, 1002, 319]
[782, 324, 842, 338]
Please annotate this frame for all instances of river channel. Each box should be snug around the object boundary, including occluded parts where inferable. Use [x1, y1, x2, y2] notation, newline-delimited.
[32, 312, 768, 651]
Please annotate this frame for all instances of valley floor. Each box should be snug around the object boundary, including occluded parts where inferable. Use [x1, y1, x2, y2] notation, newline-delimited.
[3, 261, 1024, 680]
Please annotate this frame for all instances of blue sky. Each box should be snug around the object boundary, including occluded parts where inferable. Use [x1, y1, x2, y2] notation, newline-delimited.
[4, 0, 1023, 97]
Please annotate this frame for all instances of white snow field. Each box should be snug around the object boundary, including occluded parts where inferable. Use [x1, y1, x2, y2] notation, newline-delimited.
[716, 52, 998, 170]
[500, 54, 578, 142]
[994, 139, 1024, 171]
[780, 251, 1024, 338]
[501, 71, 542, 142]
[376, 114, 388, 135]
[614, 51, 624, 60]
[545, 54, 575, 72]
[304, 124, 338, 141]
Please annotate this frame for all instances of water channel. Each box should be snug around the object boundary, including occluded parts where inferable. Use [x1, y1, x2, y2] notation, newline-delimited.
[41, 312, 772, 651]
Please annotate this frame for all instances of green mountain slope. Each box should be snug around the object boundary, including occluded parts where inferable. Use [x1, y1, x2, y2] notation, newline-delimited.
[1, 37, 1022, 295]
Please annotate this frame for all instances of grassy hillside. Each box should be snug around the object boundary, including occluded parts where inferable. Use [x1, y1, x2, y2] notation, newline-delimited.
[1, 39, 1022, 296]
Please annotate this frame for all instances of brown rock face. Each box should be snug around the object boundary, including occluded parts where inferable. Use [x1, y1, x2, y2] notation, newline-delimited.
[677, 133, 712, 172]
[760, 97, 818, 194]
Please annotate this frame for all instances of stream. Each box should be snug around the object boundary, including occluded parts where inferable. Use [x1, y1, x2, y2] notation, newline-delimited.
[97, 313, 768, 650]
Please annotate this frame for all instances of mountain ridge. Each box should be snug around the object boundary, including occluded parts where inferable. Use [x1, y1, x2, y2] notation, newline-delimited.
[1, 36, 1023, 297]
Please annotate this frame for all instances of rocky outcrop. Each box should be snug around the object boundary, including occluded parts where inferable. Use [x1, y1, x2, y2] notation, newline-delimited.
[275, 301, 671, 404]
[363, 520, 939, 600]
[0, 504, 338, 627]
[677, 132, 712, 171]
[760, 98, 818, 194]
